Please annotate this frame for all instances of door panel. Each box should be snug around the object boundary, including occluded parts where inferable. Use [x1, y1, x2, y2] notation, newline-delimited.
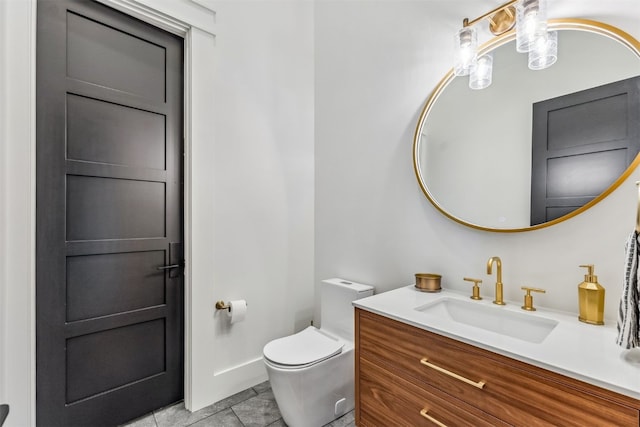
[66, 251, 166, 321]
[66, 94, 167, 169]
[36, 0, 184, 425]
[65, 319, 166, 403]
[66, 175, 166, 240]
[66, 10, 166, 101]
[546, 149, 628, 198]
[546, 93, 629, 149]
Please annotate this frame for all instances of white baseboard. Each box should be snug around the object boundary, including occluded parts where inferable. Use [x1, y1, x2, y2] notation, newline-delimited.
[189, 357, 268, 412]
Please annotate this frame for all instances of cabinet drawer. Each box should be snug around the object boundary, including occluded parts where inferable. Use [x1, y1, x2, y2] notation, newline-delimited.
[357, 309, 640, 427]
[359, 356, 507, 427]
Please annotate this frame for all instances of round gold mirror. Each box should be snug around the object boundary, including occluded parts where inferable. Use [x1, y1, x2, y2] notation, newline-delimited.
[414, 19, 640, 232]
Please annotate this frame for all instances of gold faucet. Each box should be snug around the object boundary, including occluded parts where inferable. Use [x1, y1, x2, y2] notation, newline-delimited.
[487, 256, 506, 305]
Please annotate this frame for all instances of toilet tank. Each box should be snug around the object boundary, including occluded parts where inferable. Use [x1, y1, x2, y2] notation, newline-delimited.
[320, 278, 374, 340]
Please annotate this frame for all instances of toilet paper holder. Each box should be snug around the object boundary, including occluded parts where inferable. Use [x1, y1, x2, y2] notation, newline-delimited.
[215, 301, 231, 311]
[215, 300, 248, 311]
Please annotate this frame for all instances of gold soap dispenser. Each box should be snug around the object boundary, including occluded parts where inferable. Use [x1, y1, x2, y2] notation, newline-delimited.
[577, 264, 605, 325]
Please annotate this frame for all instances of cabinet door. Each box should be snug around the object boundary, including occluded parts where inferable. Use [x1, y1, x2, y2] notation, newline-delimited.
[359, 357, 506, 427]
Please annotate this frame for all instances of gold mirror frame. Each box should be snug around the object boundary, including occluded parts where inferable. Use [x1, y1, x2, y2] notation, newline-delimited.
[413, 19, 640, 233]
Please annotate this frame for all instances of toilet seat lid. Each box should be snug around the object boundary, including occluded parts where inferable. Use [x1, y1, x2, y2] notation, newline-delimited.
[263, 326, 344, 367]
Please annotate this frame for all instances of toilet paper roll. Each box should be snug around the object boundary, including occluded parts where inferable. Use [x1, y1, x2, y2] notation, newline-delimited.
[227, 299, 247, 324]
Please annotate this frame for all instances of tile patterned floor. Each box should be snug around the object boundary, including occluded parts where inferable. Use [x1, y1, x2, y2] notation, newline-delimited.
[121, 381, 355, 427]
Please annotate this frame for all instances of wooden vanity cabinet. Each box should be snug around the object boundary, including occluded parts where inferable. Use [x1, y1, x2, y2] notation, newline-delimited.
[355, 308, 640, 427]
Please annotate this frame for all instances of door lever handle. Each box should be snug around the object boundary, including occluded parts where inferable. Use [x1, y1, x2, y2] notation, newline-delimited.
[157, 264, 181, 271]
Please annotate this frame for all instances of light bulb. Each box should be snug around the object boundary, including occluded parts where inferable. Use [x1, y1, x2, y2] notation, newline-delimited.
[516, 0, 547, 53]
[528, 31, 558, 70]
[454, 26, 478, 76]
[469, 53, 493, 90]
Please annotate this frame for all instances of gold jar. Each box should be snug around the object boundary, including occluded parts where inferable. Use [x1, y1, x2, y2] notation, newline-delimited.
[415, 273, 442, 292]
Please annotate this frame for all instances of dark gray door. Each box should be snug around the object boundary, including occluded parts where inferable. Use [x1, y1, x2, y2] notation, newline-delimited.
[36, 1, 184, 425]
[531, 76, 640, 225]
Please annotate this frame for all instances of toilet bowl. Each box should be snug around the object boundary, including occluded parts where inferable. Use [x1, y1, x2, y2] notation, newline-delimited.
[263, 278, 374, 427]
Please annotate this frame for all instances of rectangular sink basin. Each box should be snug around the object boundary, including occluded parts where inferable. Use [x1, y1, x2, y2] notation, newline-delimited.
[415, 298, 558, 344]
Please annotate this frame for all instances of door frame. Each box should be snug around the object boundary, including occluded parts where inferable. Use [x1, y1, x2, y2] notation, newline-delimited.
[1, 1, 216, 424]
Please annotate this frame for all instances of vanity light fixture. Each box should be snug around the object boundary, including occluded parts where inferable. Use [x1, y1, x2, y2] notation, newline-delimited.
[454, 0, 556, 89]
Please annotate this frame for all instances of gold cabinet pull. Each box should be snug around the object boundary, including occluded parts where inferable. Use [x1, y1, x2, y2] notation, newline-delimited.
[419, 409, 448, 427]
[420, 358, 486, 389]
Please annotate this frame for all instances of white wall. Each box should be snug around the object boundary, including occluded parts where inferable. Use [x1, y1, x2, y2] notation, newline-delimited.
[0, 1, 36, 425]
[314, 0, 640, 324]
[202, 0, 315, 408]
[0, 0, 314, 424]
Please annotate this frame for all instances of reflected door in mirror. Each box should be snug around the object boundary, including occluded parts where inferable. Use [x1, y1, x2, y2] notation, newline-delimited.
[530, 76, 640, 225]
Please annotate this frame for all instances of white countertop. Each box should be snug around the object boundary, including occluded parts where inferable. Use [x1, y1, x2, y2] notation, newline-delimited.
[353, 285, 640, 400]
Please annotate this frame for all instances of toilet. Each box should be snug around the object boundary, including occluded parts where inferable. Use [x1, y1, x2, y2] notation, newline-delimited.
[263, 278, 374, 427]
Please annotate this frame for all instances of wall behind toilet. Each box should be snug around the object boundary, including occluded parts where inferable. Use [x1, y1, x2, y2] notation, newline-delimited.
[205, 0, 315, 405]
[314, 0, 640, 325]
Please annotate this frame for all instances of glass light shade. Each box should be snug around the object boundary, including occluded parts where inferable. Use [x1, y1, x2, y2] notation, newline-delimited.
[469, 53, 493, 90]
[528, 31, 558, 70]
[454, 26, 478, 76]
[516, 0, 547, 53]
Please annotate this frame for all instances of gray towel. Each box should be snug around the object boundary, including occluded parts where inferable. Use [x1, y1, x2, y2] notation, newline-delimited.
[616, 230, 640, 348]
